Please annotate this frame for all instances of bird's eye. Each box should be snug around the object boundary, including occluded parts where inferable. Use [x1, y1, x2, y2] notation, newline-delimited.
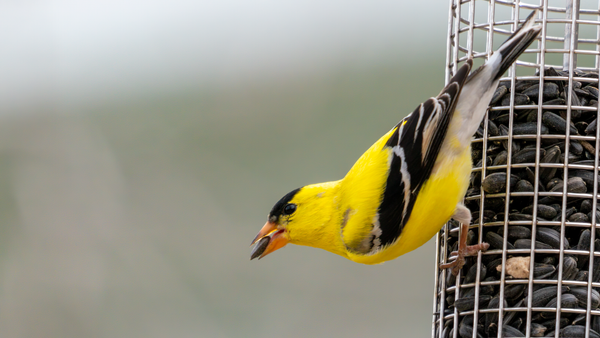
[283, 203, 297, 215]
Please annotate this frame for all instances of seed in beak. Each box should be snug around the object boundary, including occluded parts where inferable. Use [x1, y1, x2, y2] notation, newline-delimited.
[250, 236, 271, 260]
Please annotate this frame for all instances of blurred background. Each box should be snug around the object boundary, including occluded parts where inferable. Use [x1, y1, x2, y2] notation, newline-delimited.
[0, 1, 448, 337]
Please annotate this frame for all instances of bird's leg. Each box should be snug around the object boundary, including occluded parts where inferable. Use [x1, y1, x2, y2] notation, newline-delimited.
[439, 204, 490, 276]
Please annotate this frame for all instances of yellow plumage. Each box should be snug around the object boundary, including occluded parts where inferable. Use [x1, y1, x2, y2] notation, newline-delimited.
[272, 127, 397, 260]
[277, 123, 472, 265]
[250, 12, 541, 273]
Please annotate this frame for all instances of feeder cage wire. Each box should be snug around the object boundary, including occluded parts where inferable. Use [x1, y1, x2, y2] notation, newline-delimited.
[433, 0, 600, 338]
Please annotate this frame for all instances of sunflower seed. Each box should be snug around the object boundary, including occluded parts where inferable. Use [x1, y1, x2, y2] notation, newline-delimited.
[486, 231, 512, 250]
[530, 322, 547, 337]
[514, 239, 553, 250]
[459, 315, 483, 338]
[250, 236, 270, 260]
[570, 140, 584, 154]
[523, 83, 560, 101]
[464, 263, 487, 284]
[540, 317, 570, 331]
[498, 226, 532, 239]
[560, 325, 600, 338]
[580, 200, 592, 214]
[586, 118, 597, 134]
[454, 295, 493, 312]
[502, 93, 531, 106]
[482, 173, 520, 193]
[543, 97, 566, 106]
[575, 87, 593, 99]
[561, 256, 578, 280]
[549, 177, 587, 194]
[491, 86, 508, 105]
[503, 324, 525, 337]
[522, 204, 557, 219]
[577, 229, 591, 251]
[545, 293, 578, 308]
[486, 256, 503, 271]
[493, 150, 508, 166]
[547, 178, 562, 191]
[569, 287, 600, 309]
[485, 296, 507, 333]
[504, 284, 526, 300]
[575, 121, 588, 134]
[572, 314, 586, 326]
[514, 179, 534, 192]
[533, 263, 556, 278]
[525, 286, 570, 307]
[513, 122, 549, 135]
[593, 316, 600, 334]
[536, 227, 569, 249]
[540, 146, 561, 179]
[569, 170, 600, 190]
[575, 270, 588, 281]
[510, 213, 534, 221]
[585, 85, 599, 99]
[542, 111, 578, 134]
[513, 147, 544, 163]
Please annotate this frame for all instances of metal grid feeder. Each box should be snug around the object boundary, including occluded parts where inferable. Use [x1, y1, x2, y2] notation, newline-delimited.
[433, 1, 600, 337]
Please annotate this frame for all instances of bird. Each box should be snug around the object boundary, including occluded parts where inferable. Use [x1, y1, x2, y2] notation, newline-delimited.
[250, 11, 542, 275]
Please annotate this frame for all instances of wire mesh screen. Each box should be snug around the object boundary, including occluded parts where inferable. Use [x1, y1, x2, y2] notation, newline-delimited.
[433, 1, 600, 338]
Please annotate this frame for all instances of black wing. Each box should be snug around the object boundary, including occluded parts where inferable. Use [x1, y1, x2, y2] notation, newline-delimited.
[375, 60, 473, 249]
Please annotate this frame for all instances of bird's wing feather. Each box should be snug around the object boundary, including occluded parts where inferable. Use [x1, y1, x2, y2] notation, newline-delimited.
[375, 60, 473, 249]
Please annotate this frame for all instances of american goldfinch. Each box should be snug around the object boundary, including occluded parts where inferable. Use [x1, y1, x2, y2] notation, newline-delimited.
[251, 11, 542, 275]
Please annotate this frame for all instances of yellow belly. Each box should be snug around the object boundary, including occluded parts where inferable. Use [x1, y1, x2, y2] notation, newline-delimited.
[347, 145, 472, 264]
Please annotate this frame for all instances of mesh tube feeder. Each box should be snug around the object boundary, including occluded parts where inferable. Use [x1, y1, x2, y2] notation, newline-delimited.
[433, 1, 600, 337]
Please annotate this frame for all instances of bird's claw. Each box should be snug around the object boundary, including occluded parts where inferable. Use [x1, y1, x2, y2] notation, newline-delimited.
[440, 242, 490, 276]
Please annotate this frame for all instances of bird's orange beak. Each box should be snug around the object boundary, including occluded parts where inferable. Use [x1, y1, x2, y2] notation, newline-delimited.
[250, 221, 288, 260]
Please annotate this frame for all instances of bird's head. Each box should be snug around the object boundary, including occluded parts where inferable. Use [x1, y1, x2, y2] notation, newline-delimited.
[250, 181, 341, 260]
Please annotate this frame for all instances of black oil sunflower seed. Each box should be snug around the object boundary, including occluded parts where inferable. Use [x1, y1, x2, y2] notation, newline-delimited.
[250, 237, 270, 260]
[560, 325, 600, 338]
[525, 286, 570, 308]
[491, 86, 508, 105]
[533, 263, 556, 278]
[513, 122, 549, 135]
[454, 295, 493, 312]
[501, 93, 530, 106]
[542, 111, 578, 134]
[521, 204, 557, 219]
[569, 287, 600, 309]
[545, 293, 578, 308]
[497, 225, 531, 239]
[502, 324, 525, 337]
[536, 227, 569, 249]
[523, 83, 560, 101]
[482, 173, 520, 193]
[513, 147, 544, 163]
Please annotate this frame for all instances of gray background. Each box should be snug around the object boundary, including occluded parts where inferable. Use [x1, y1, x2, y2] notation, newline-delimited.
[0, 1, 448, 337]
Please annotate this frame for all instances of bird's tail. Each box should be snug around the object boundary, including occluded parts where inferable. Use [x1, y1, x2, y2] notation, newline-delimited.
[488, 10, 542, 81]
[451, 10, 542, 147]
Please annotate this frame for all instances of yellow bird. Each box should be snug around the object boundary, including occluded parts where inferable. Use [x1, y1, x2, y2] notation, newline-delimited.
[251, 12, 541, 275]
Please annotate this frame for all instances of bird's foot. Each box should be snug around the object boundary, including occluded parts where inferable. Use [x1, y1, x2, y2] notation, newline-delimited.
[440, 242, 490, 276]
[440, 215, 490, 276]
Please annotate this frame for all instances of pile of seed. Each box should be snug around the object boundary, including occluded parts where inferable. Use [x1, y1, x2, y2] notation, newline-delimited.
[435, 68, 600, 338]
